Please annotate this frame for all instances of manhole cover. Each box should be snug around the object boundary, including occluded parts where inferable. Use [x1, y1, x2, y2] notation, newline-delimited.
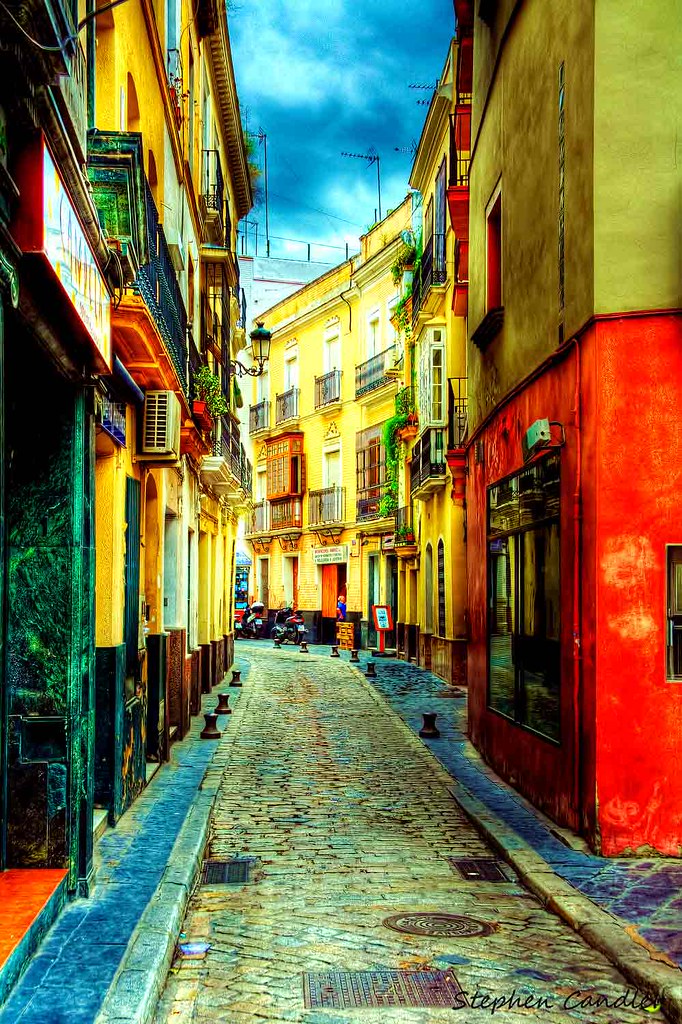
[383, 913, 495, 937]
[201, 858, 253, 884]
[449, 858, 508, 882]
[302, 970, 465, 1008]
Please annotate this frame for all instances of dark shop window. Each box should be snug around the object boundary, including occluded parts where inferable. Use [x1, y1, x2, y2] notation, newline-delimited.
[666, 545, 682, 680]
[487, 454, 561, 742]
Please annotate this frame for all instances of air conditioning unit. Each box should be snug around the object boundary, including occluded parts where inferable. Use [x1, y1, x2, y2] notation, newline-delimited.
[140, 391, 181, 458]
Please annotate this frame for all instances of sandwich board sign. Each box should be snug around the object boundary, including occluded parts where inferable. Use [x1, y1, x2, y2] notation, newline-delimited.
[371, 605, 393, 654]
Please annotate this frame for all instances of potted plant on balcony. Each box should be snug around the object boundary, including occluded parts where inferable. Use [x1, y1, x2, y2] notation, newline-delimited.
[395, 523, 416, 546]
[192, 365, 227, 431]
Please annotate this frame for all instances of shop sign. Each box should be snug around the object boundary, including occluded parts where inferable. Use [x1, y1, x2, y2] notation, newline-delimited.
[42, 142, 111, 368]
[312, 544, 348, 564]
[381, 534, 395, 551]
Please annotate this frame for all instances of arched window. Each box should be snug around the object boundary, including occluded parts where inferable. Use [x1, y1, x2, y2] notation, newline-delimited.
[437, 539, 446, 637]
[424, 543, 433, 634]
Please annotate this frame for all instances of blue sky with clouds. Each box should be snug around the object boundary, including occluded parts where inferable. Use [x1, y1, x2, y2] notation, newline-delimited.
[229, 0, 455, 264]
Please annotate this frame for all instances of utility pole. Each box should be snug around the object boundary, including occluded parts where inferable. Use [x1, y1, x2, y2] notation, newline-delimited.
[341, 146, 381, 221]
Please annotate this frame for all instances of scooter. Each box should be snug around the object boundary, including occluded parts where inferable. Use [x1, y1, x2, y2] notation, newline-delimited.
[235, 601, 265, 640]
[271, 606, 307, 645]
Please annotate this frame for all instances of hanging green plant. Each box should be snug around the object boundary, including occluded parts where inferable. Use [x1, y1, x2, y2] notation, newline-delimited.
[393, 284, 412, 339]
[390, 241, 417, 285]
[193, 365, 228, 418]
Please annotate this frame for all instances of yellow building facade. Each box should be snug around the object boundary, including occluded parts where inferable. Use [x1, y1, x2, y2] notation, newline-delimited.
[392, 39, 469, 684]
[89, 0, 252, 819]
[245, 202, 412, 648]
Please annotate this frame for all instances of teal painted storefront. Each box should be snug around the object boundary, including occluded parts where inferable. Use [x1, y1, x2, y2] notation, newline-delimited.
[3, 316, 96, 894]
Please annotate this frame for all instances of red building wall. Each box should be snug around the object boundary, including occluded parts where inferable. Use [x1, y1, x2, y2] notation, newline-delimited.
[467, 312, 682, 855]
[466, 345, 583, 832]
[593, 312, 682, 855]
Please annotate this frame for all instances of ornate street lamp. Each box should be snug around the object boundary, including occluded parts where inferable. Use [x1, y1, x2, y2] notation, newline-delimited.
[230, 322, 271, 377]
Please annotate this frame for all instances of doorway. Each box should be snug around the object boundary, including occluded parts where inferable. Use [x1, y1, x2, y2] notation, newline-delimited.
[385, 554, 398, 650]
[321, 562, 347, 643]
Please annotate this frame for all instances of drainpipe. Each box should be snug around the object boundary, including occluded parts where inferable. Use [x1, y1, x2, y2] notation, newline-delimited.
[86, 0, 96, 129]
[571, 338, 583, 830]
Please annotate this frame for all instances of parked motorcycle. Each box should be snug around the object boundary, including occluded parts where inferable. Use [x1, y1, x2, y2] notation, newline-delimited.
[271, 606, 307, 645]
[235, 601, 265, 640]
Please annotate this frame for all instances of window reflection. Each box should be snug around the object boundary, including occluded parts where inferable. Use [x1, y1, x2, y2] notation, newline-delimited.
[487, 454, 561, 742]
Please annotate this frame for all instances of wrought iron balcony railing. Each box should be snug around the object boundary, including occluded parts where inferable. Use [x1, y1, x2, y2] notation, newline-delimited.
[315, 369, 342, 409]
[135, 180, 188, 391]
[275, 387, 299, 424]
[410, 428, 447, 496]
[249, 400, 270, 434]
[201, 149, 226, 244]
[308, 486, 345, 526]
[448, 377, 468, 449]
[394, 504, 417, 547]
[356, 488, 389, 522]
[412, 234, 447, 325]
[167, 49, 183, 127]
[248, 499, 271, 534]
[449, 113, 471, 187]
[355, 346, 396, 398]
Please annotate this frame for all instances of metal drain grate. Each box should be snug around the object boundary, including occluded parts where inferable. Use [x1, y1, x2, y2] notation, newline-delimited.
[201, 859, 253, 885]
[449, 858, 508, 882]
[303, 970, 465, 1008]
[383, 913, 495, 938]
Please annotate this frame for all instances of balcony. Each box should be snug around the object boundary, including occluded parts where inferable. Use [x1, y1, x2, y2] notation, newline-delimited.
[308, 486, 345, 527]
[447, 377, 468, 450]
[315, 369, 342, 410]
[355, 346, 397, 399]
[447, 110, 471, 243]
[394, 504, 418, 559]
[167, 49, 183, 129]
[249, 400, 270, 435]
[356, 487, 391, 523]
[200, 414, 251, 505]
[200, 149, 227, 246]
[275, 387, 300, 425]
[247, 499, 271, 535]
[271, 498, 303, 531]
[412, 234, 447, 327]
[410, 428, 447, 500]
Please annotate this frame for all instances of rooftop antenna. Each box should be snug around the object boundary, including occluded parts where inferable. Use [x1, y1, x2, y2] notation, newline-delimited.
[394, 138, 418, 157]
[341, 146, 381, 221]
[410, 80, 439, 105]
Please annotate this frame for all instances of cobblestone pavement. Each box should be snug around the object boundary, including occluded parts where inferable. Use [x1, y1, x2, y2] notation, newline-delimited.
[0, 679, 247, 1024]
[155, 646, 668, 1024]
[358, 652, 682, 968]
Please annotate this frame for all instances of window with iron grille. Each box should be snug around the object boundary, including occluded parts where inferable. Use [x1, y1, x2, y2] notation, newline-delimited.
[438, 539, 446, 637]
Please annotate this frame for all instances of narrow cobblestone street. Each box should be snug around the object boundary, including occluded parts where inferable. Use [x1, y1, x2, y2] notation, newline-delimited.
[154, 647, 664, 1024]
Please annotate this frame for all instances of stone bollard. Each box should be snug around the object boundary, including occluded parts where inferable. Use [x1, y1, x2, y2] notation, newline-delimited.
[350, 649, 360, 663]
[330, 645, 340, 658]
[200, 713, 222, 739]
[299, 640, 309, 653]
[419, 712, 440, 738]
[214, 693, 231, 715]
[365, 661, 377, 678]
[230, 669, 242, 688]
